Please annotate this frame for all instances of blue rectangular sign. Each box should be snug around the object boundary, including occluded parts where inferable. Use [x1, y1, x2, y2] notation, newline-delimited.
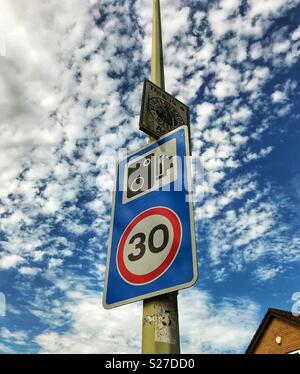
[103, 126, 198, 309]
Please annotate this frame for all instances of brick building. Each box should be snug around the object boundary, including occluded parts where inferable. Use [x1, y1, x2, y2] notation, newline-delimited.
[246, 308, 300, 354]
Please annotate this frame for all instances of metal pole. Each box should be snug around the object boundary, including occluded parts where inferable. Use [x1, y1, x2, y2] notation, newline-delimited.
[141, 0, 180, 354]
[150, 0, 165, 91]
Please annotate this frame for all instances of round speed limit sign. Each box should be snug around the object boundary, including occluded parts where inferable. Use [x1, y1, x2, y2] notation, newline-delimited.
[117, 207, 182, 285]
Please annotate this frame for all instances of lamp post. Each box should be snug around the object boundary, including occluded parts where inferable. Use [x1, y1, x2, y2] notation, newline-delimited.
[141, 0, 181, 355]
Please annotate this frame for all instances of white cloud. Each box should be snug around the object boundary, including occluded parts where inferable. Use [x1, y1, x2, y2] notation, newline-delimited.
[196, 102, 215, 130]
[248, 0, 299, 19]
[203, 128, 229, 145]
[208, 0, 241, 38]
[233, 208, 273, 247]
[179, 289, 259, 353]
[291, 26, 300, 41]
[193, 11, 205, 28]
[36, 291, 141, 354]
[213, 81, 238, 99]
[243, 66, 270, 92]
[272, 40, 291, 55]
[205, 194, 280, 272]
[254, 266, 283, 281]
[211, 63, 241, 99]
[244, 146, 273, 162]
[250, 42, 264, 60]
[0, 254, 24, 270]
[195, 41, 215, 65]
[0, 328, 28, 345]
[48, 258, 63, 270]
[35, 288, 259, 354]
[19, 267, 39, 276]
[197, 176, 256, 220]
[272, 90, 286, 103]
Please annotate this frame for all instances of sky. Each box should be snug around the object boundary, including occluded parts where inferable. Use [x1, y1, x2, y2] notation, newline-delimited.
[0, 0, 299, 354]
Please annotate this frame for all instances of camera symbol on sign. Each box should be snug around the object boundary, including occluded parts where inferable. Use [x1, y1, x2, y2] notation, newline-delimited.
[127, 153, 174, 200]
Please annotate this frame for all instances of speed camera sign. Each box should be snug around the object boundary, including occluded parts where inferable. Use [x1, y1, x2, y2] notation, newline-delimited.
[103, 126, 198, 309]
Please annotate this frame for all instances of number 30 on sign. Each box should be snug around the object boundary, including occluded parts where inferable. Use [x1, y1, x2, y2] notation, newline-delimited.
[103, 126, 198, 309]
[117, 207, 182, 285]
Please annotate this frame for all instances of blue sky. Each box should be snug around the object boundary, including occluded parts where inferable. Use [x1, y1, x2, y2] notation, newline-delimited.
[0, 0, 299, 353]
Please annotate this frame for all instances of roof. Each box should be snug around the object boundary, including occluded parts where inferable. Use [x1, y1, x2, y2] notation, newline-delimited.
[246, 308, 300, 354]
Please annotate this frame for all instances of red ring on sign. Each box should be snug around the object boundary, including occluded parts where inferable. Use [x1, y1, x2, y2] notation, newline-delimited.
[117, 207, 182, 285]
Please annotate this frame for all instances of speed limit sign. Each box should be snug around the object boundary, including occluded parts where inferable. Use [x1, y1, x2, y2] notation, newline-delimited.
[117, 207, 182, 285]
[103, 126, 198, 309]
